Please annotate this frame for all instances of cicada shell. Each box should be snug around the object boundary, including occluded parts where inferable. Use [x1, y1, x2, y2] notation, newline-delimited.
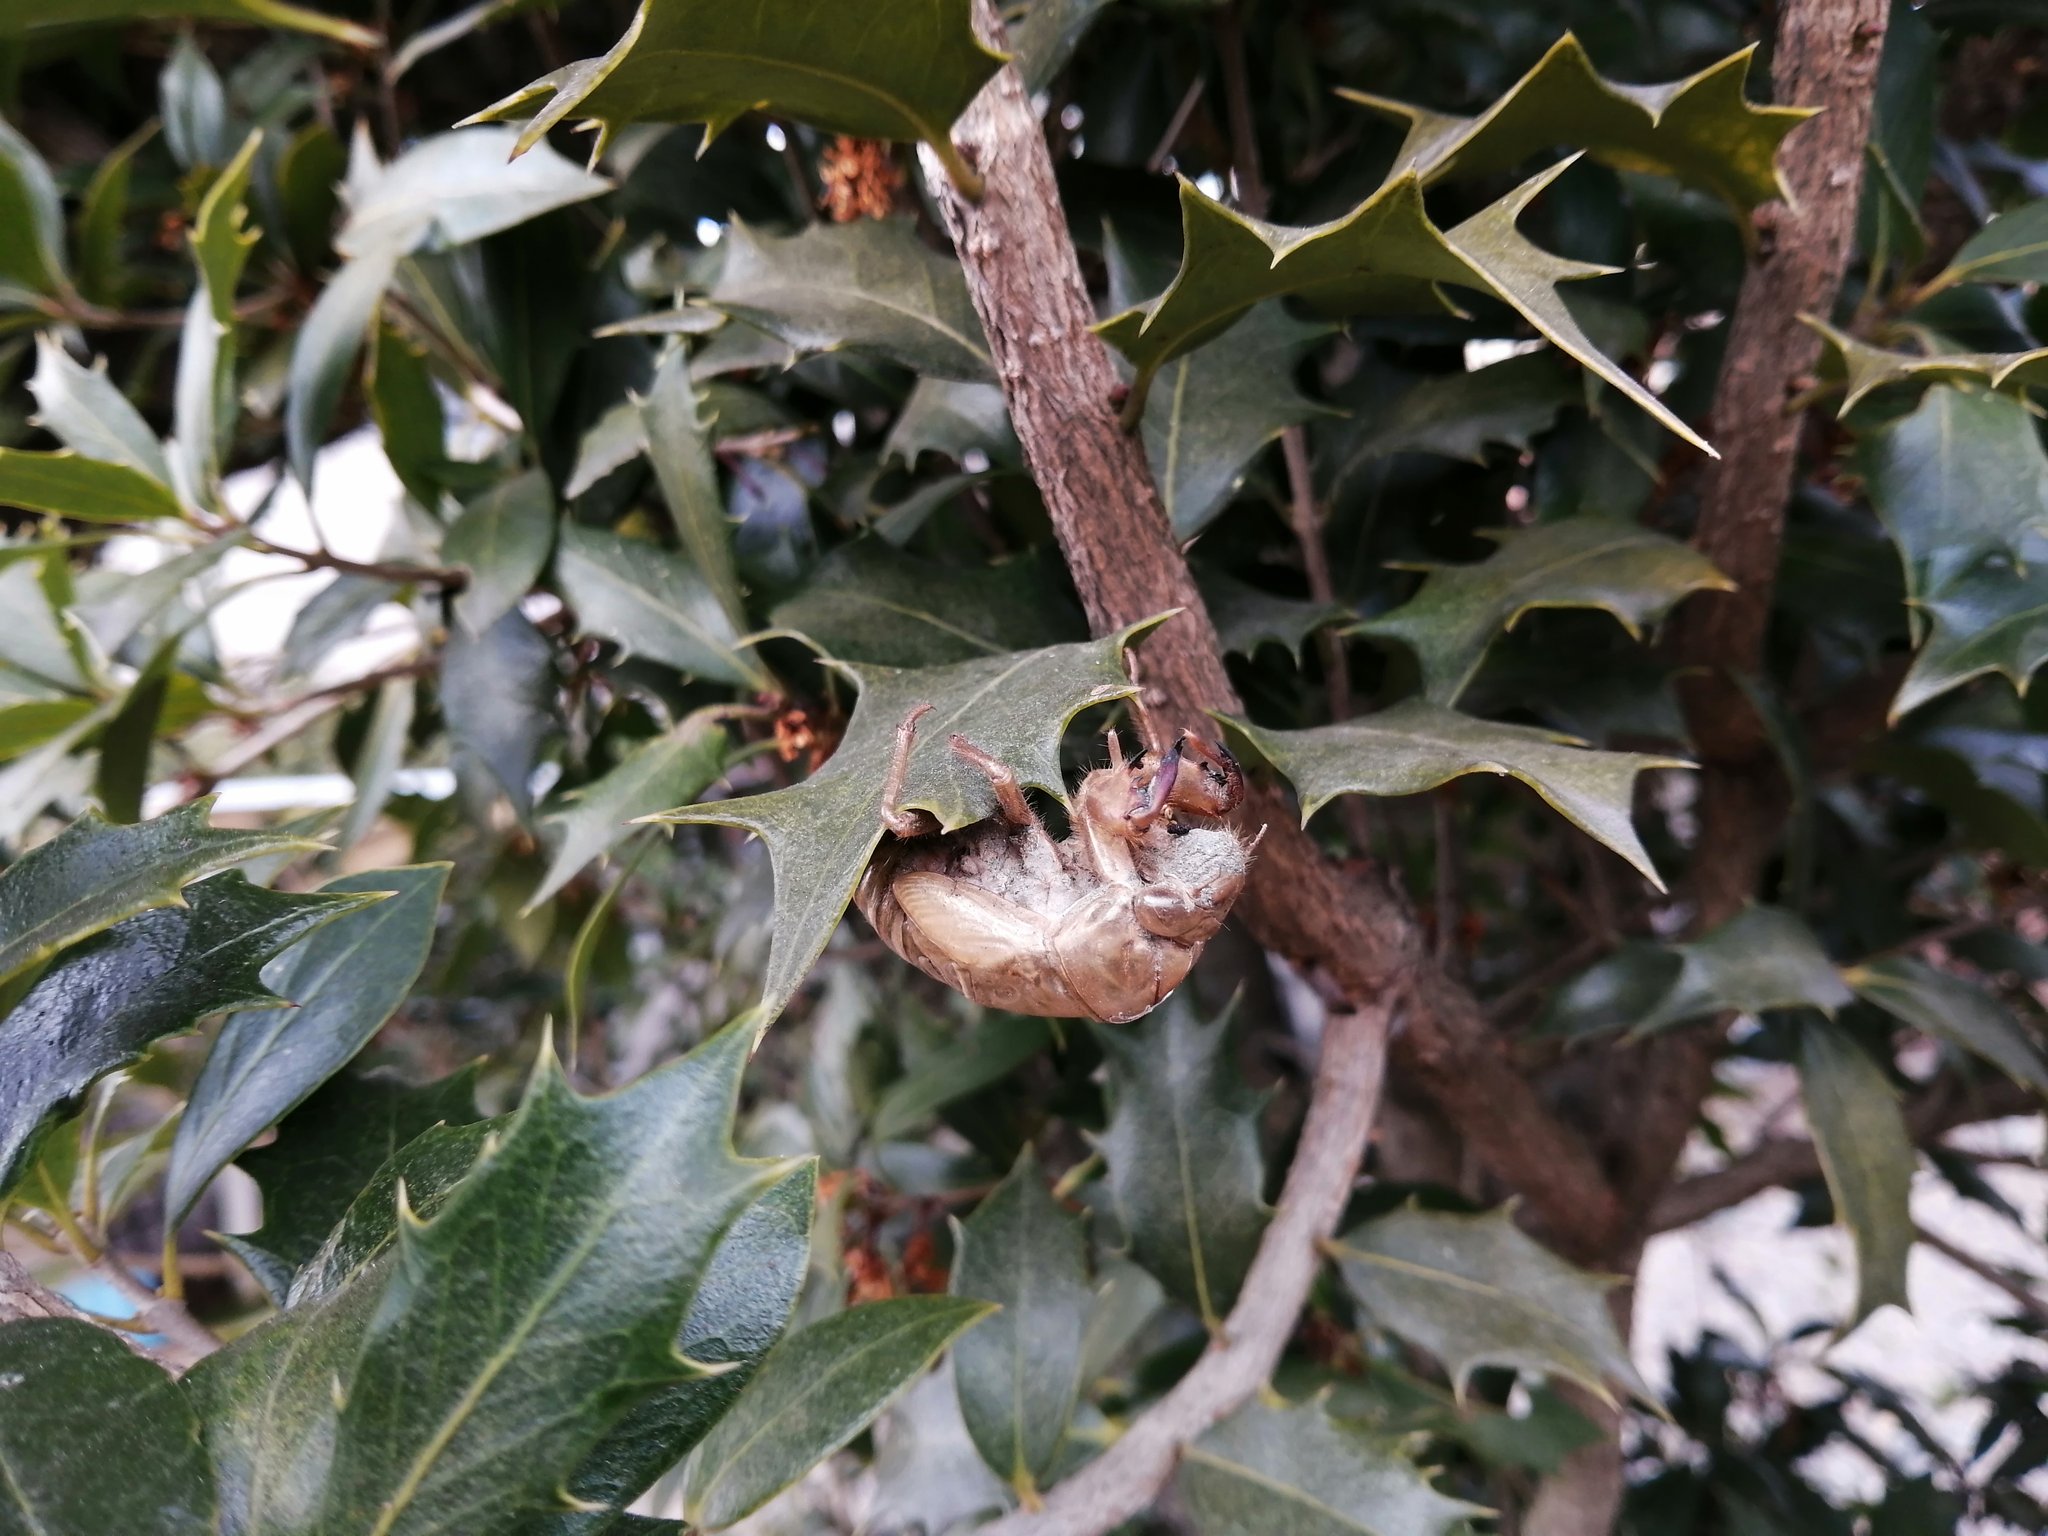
[854, 708, 1259, 1024]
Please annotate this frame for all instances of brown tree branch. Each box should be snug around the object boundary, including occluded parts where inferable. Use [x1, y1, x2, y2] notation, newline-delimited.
[1648, 1075, 2036, 1233]
[1916, 1223, 2048, 1324]
[982, 1002, 1391, 1536]
[926, 0, 1621, 1268]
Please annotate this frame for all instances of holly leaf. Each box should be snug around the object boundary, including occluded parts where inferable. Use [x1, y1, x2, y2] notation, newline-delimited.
[1097, 166, 1710, 455]
[1799, 1021, 1916, 1329]
[1177, 1399, 1484, 1536]
[1332, 1202, 1654, 1407]
[1847, 956, 2048, 1096]
[0, 872, 374, 1198]
[538, 1161, 819, 1522]
[1194, 564, 1347, 663]
[530, 711, 731, 911]
[445, 469, 556, 637]
[1355, 519, 1733, 705]
[952, 1147, 1092, 1495]
[1890, 537, 2048, 720]
[652, 621, 1155, 1028]
[555, 523, 768, 690]
[681, 1295, 994, 1530]
[886, 379, 1015, 467]
[443, 607, 559, 820]
[462, 0, 1002, 191]
[0, 2, 375, 46]
[1221, 700, 1686, 888]
[1318, 351, 1576, 503]
[642, 349, 748, 633]
[0, 450, 186, 523]
[706, 219, 995, 383]
[335, 126, 611, 261]
[28, 334, 174, 487]
[165, 864, 450, 1225]
[1095, 996, 1267, 1328]
[1918, 196, 2048, 296]
[1340, 35, 1810, 216]
[771, 540, 1084, 667]
[0, 798, 323, 989]
[1807, 317, 2048, 414]
[0, 1318, 214, 1536]
[0, 113, 68, 306]
[1627, 904, 1854, 1037]
[191, 1019, 797, 1536]
[230, 1064, 484, 1283]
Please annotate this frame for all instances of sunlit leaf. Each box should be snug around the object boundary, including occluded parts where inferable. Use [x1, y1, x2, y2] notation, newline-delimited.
[336, 126, 611, 260]
[0, 114, 69, 305]
[1355, 519, 1732, 705]
[0, 450, 185, 523]
[0, 872, 373, 1197]
[0, 798, 321, 989]
[165, 864, 450, 1224]
[0, 1318, 214, 1536]
[1341, 35, 1809, 215]
[463, 0, 1002, 192]
[952, 1146, 1091, 1494]
[1096, 996, 1266, 1327]
[29, 333, 173, 487]
[1222, 700, 1686, 888]
[1918, 196, 2048, 296]
[1332, 1202, 1653, 1406]
[682, 1295, 993, 1530]
[1178, 1399, 1484, 1536]
[1799, 1021, 1916, 1329]
[653, 621, 1154, 1028]
[706, 218, 995, 383]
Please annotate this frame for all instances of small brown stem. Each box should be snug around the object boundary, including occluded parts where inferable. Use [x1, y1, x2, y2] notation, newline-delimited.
[1916, 1224, 2048, 1323]
[243, 535, 470, 591]
[1214, 1, 1266, 216]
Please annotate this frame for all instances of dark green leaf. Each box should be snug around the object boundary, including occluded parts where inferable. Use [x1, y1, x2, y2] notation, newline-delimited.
[0, 114, 67, 305]
[1355, 519, 1732, 705]
[653, 620, 1154, 1028]
[1319, 352, 1575, 502]
[1194, 565, 1347, 662]
[0, 1, 374, 45]
[464, 0, 1001, 192]
[232, 1063, 484, 1279]
[1849, 956, 2048, 1094]
[1332, 1202, 1653, 1405]
[0, 872, 371, 1197]
[161, 33, 231, 174]
[1341, 36, 1808, 214]
[284, 248, 400, 489]
[541, 1161, 819, 1521]
[165, 864, 450, 1225]
[191, 1020, 794, 1536]
[682, 1295, 994, 1529]
[885, 379, 1014, 467]
[0, 798, 321, 989]
[1920, 197, 2048, 294]
[74, 121, 154, 307]
[0, 1318, 213, 1536]
[870, 1013, 1053, 1142]
[1629, 905, 1854, 1037]
[1009, 0, 1116, 92]
[1096, 996, 1266, 1326]
[442, 606, 558, 820]
[1808, 316, 2048, 414]
[952, 1147, 1091, 1495]
[1799, 1020, 1916, 1328]
[446, 468, 556, 636]
[1178, 1399, 1483, 1536]
[1221, 700, 1686, 888]
[642, 349, 748, 633]
[1097, 168, 1709, 454]
[531, 710, 730, 911]
[705, 218, 994, 382]
[555, 523, 767, 690]
[771, 540, 1084, 667]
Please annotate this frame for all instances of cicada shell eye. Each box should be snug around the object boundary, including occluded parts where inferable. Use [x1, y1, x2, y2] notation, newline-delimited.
[1165, 731, 1245, 817]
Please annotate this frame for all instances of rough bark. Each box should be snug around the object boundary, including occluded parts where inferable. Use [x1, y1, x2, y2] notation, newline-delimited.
[923, 0, 1621, 1264]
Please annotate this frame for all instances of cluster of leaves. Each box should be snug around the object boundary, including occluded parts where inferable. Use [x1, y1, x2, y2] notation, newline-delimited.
[0, 0, 2045, 1532]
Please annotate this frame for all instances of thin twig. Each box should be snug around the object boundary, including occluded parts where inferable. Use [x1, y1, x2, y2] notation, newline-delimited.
[1916, 1223, 2048, 1323]
[242, 534, 470, 591]
[980, 1003, 1391, 1536]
